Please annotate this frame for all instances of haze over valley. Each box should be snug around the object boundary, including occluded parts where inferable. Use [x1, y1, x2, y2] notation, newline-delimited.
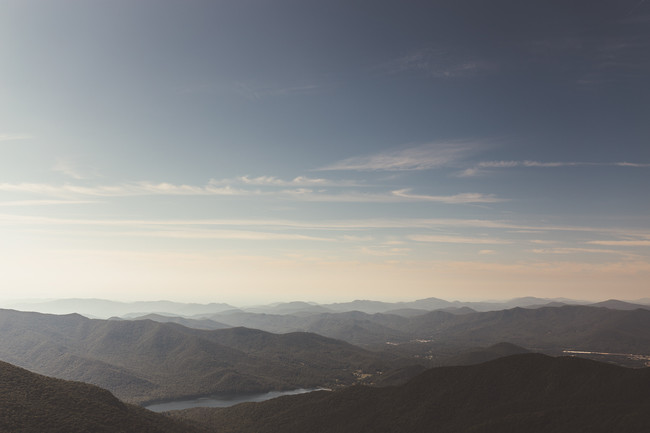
[1, 0, 649, 431]
[1, 296, 650, 431]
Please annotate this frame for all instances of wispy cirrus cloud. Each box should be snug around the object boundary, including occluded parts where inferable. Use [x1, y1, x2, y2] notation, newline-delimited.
[408, 234, 511, 245]
[359, 246, 411, 257]
[234, 81, 322, 101]
[0, 181, 250, 198]
[391, 189, 505, 204]
[588, 240, 650, 246]
[272, 189, 503, 204]
[0, 180, 500, 204]
[459, 160, 650, 176]
[318, 141, 482, 171]
[52, 157, 101, 180]
[0, 200, 96, 207]
[0, 134, 33, 142]
[210, 175, 361, 187]
[113, 229, 332, 242]
[479, 160, 650, 168]
[4, 214, 648, 256]
[530, 247, 641, 257]
[382, 48, 497, 78]
[3, 214, 646, 240]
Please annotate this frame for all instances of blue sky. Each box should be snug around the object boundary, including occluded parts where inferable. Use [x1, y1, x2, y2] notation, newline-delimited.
[0, 0, 649, 304]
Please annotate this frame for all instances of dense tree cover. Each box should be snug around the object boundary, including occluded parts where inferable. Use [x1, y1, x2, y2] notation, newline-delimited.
[206, 305, 650, 353]
[170, 354, 650, 433]
[197, 306, 650, 367]
[0, 309, 400, 404]
[0, 360, 206, 433]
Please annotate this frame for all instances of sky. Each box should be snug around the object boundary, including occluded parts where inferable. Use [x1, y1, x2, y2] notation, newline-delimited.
[0, 0, 649, 305]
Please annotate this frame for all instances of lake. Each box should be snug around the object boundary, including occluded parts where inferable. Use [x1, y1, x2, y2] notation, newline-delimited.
[145, 388, 324, 412]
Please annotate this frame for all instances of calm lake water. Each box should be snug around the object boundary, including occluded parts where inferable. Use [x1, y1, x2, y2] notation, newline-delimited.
[145, 388, 323, 412]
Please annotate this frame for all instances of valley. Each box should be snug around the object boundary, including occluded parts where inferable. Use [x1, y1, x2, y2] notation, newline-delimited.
[1, 297, 649, 431]
[3, 0, 648, 430]
[0, 308, 402, 404]
[167, 353, 650, 433]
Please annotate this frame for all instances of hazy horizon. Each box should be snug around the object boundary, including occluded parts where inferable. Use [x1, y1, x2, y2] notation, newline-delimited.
[1, 293, 645, 310]
[1, 0, 648, 304]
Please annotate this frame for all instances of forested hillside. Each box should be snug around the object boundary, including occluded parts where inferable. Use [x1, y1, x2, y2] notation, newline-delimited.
[171, 354, 650, 433]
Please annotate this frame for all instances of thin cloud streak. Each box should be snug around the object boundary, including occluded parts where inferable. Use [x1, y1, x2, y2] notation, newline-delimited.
[409, 234, 512, 244]
[0, 134, 33, 142]
[359, 246, 411, 257]
[589, 240, 650, 246]
[2, 214, 648, 239]
[530, 247, 634, 255]
[0, 181, 498, 204]
[282, 189, 503, 204]
[318, 141, 481, 171]
[530, 247, 646, 261]
[459, 160, 650, 176]
[209, 175, 362, 187]
[0, 182, 254, 198]
[52, 158, 100, 180]
[392, 189, 506, 203]
[381, 48, 498, 78]
[111, 229, 333, 242]
[480, 160, 650, 168]
[0, 200, 97, 207]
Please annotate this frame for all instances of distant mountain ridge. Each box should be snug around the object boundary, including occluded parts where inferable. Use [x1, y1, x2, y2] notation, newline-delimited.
[198, 305, 650, 356]
[127, 304, 650, 368]
[0, 309, 399, 404]
[3, 298, 236, 319]
[245, 296, 591, 315]
[2, 295, 616, 319]
[591, 299, 650, 310]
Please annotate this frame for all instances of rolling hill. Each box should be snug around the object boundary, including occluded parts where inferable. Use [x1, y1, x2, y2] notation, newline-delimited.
[202, 305, 650, 358]
[171, 353, 650, 433]
[0, 309, 399, 404]
[0, 360, 205, 433]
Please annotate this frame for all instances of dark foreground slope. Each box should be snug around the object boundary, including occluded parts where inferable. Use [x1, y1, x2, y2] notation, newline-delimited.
[0, 309, 397, 404]
[172, 354, 650, 433]
[0, 360, 205, 433]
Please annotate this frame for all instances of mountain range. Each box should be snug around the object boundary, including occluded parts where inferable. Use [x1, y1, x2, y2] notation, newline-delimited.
[1, 298, 650, 431]
[0, 309, 400, 404]
[7, 296, 649, 319]
[3, 351, 649, 432]
[136, 305, 650, 367]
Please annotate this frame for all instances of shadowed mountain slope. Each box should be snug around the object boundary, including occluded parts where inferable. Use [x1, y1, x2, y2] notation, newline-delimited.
[372, 343, 530, 387]
[404, 305, 650, 353]
[438, 342, 531, 366]
[171, 354, 650, 433]
[0, 309, 398, 404]
[0, 360, 205, 433]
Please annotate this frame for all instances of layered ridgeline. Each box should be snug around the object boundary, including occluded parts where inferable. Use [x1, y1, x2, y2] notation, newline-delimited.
[192, 305, 650, 358]
[0, 309, 399, 404]
[12, 296, 641, 318]
[171, 353, 650, 433]
[0, 360, 205, 433]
